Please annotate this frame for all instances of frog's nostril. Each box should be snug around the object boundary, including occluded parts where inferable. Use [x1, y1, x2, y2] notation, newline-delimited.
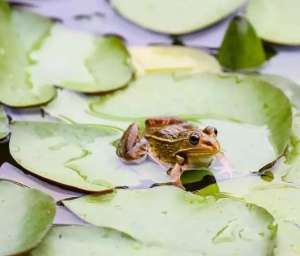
[203, 140, 213, 147]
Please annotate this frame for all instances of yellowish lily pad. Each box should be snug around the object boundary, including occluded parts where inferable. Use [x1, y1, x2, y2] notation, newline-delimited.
[129, 46, 221, 76]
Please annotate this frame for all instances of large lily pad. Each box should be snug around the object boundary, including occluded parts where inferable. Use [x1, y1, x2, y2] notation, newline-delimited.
[29, 25, 134, 93]
[29, 225, 197, 256]
[90, 73, 291, 156]
[0, 179, 55, 256]
[111, 0, 245, 34]
[0, 3, 56, 107]
[246, 0, 300, 45]
[199, 119, 278, 175]
[64, 186, 275, 255]
[0, 106, 9, 140]
[130, 46, 221, 76]
[256, 75, 300, 185]
[9, 122, 170, 192]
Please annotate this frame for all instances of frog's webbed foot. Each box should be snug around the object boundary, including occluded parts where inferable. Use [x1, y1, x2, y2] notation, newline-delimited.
[167, 163, 185, 189]
[117, 123, 148, 164]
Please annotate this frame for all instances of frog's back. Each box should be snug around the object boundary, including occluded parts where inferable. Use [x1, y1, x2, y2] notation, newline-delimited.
[145, 123, 194, 165]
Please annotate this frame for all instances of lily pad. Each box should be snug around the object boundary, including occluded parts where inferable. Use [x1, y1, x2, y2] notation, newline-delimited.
[0, 106, 9, 140]
[29, 25, 134, 93]
[90, 73, 291, 156]
[0, 179, 55, 256]
[256, 75, 300, 185]
[246, 0, 300, 45]
[64, 186, 275, 255]
[0, 3, 56, 107]
[9, 122, 170, 192]
[245, 184, 300, 255]
[111, 0, 245, 34]
[218, 16, 266, 71]
[130, 46, 221, 76]
[200, 119, 278, 175]
[29, 225, 196, 256]
[44, 89, 131, 129]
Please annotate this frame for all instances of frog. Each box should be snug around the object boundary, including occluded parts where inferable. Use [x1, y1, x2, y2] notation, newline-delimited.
[116, 117, 220, 188]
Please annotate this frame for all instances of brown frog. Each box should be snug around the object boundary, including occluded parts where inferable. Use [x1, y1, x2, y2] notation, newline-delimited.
[117, 117, 220, 187]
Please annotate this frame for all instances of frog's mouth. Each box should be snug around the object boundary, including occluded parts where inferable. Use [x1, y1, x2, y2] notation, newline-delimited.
[175, 144, 220, 158]
[175, 150, 217, 168]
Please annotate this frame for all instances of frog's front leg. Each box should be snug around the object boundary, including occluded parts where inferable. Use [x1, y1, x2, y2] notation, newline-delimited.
[167, 155, 185, 189]
[117, 123, 148, 164]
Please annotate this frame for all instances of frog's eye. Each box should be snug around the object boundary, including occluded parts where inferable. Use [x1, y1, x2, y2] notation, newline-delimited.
[203, 126, 218, 136]
[189, 134, 200, 145]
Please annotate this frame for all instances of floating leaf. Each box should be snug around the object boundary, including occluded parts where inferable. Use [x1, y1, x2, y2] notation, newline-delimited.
[29, 25, 133, 93]
[257, 75, 300, 185]
[130, 46, 221, 76]
[246, 0, 300, 45]
[218, 16, 266, 71]
[0, 3, 56, 107]
[64, 186, 275, 255]
[0, 106, 8, 140]
[90, 73, 291, 157]
[245, 184, 300, 256]
[111, 0, 245, 34]
[29, 225, 196, 256]
[0, 179, 55, 256]
[199, 119, 278, 175]
[44, 90, 131, 129]
[9, 122, 170, 192]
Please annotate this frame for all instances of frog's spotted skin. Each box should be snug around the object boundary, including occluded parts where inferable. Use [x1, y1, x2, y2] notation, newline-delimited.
[117, 117, 220, 187]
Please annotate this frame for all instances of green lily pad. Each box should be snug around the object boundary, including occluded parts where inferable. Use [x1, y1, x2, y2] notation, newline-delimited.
[90, 73, 291, 155]
[0, 3, 56, 107]
[9, 122, 170, 192]
[219, 176, 300, 255]
[218, 16, 266, 71]
[200, 119, 278, 175]
[0, 106, 9, 140]
[111, 0, 245, 34]
[245, 184, 300, 255]
[64, 186, 275, 255]
[256, 75, 300, 185]
[0, 179, 55, 256]
[44, 90, 131, 129]
[29, 225, 198, 256]
[29, 25, 133, 93]
[246, 0, 300, 45]
[130, 46, 221, 76]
